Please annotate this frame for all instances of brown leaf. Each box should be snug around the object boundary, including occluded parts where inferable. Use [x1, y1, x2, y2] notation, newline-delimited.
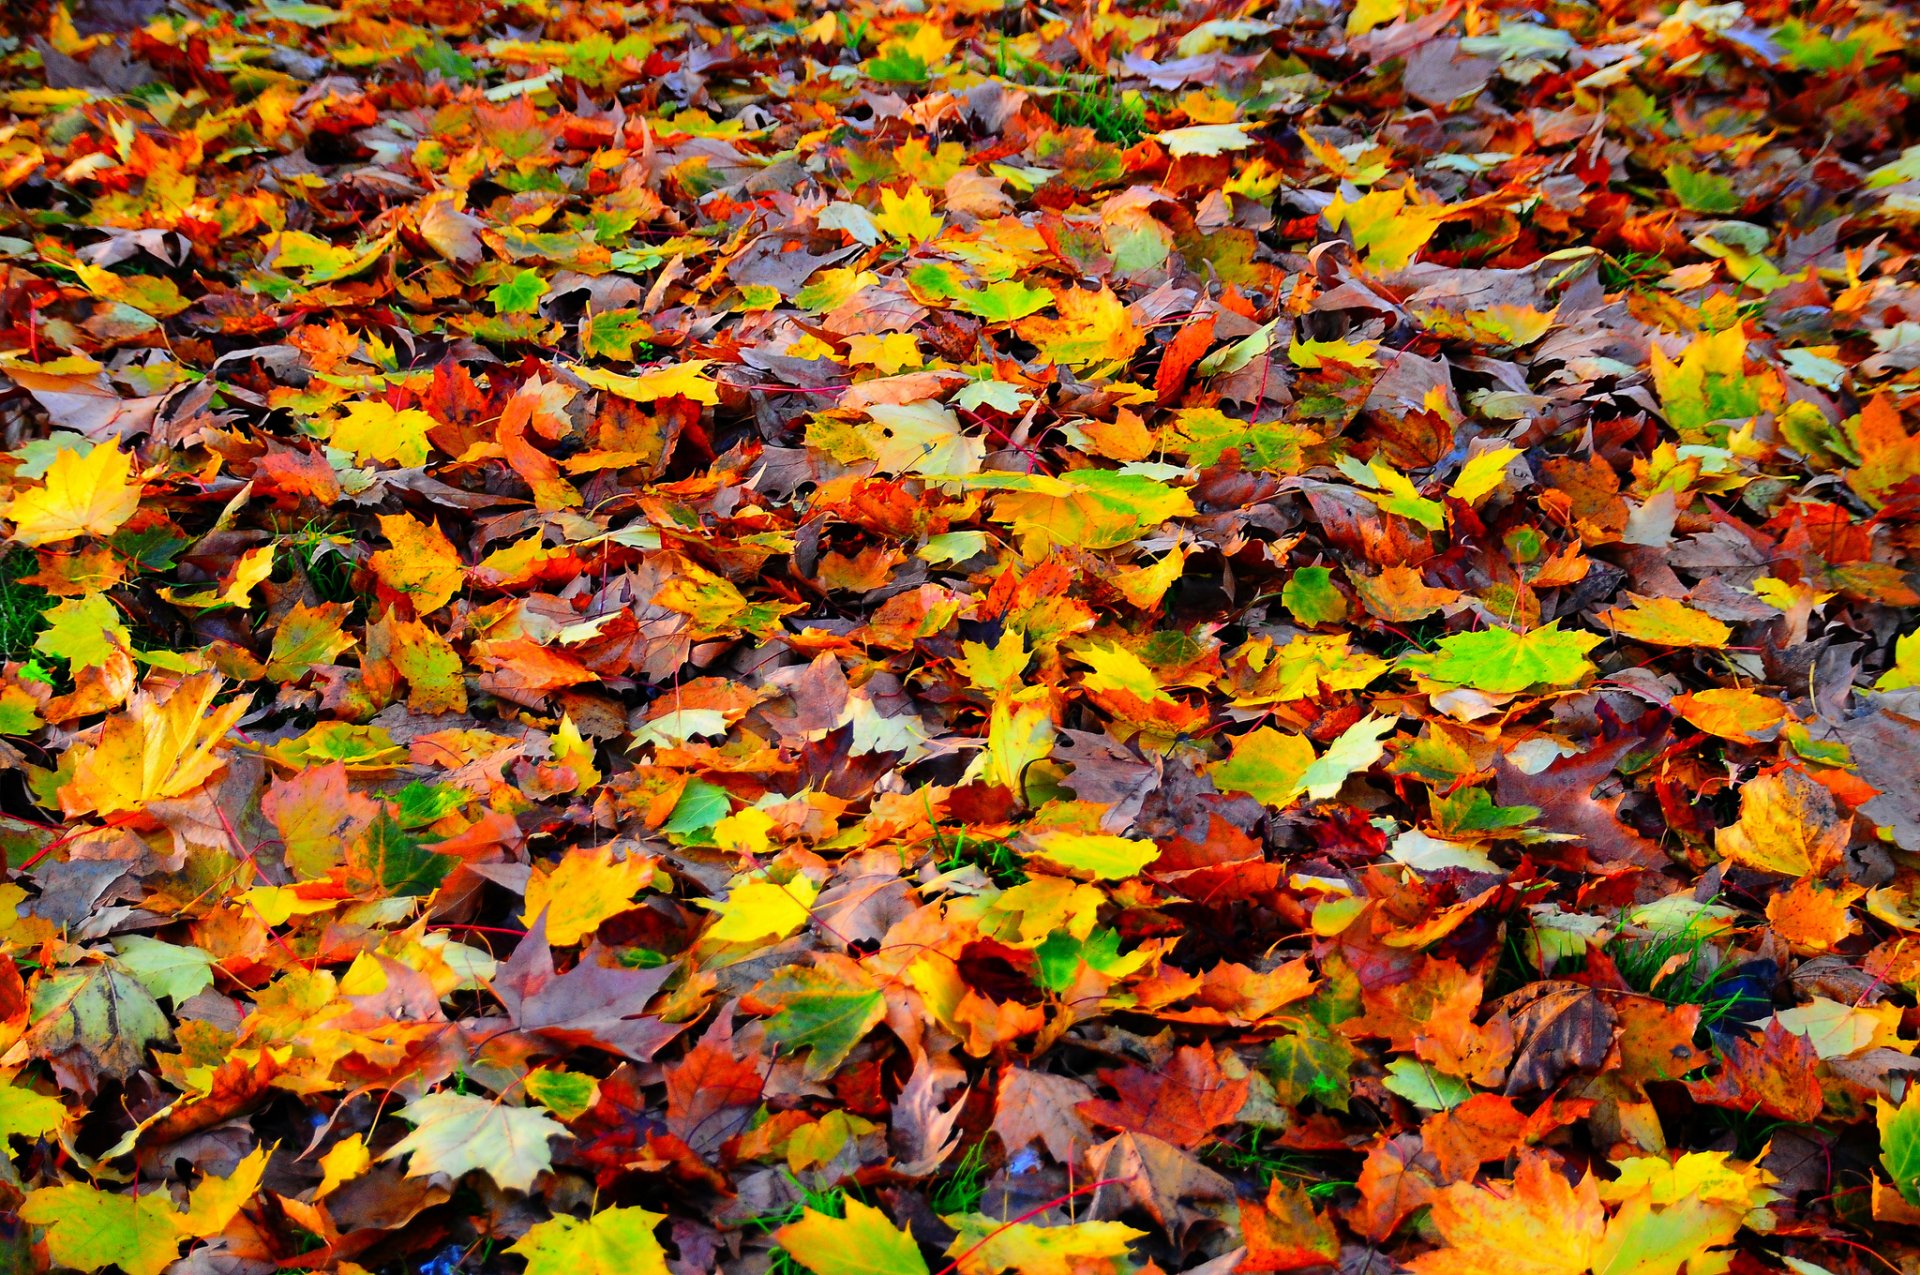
[1494, 983, 1617, 1094]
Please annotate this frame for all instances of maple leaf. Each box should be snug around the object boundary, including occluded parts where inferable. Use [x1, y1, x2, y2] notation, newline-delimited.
[18, 1183, 183, 1275]
[4, 442, 142, 546]
[57, 673, 248, 819]
[745, 965, 887, 1079]
[1398, 624, 1601, 694]
[1599, 595, 1732, 648]
[1716, 767, 1848, 878]
[1015, 286, 1144, 368]
[775, 1198, 930, 1275]
[1240, 1177, 1341, 1272]
[522, 845, 657, 946]
[383, 1091, 569, 1192]
[371, 513, 466, 615]
[1405, 1153, 1604, 1275]
[941, 1215, 1145, 1275]
[331, 400, 436, 467]
[1078, 1045, 1249, 1149]
[494, 915, 684, 1061]
[509, 1206, 672, 1275]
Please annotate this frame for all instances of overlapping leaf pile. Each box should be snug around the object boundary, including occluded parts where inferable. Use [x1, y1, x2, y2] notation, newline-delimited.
[1, 0, 1920, 1270]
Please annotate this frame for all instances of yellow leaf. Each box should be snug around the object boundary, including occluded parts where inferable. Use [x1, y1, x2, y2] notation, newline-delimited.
[942, 1213, 1144, 1275]
[957, 630, 1031, 695]
[1015, 287, 1144, 368]
[551, 713, 601, 792]
[1325, 186, 1450, 272]
[383, 1091, 568, 1192]
[1347, 0, 1405, 35]
[1025, 831, 1160, 880]
[873, 183, 945, 244]
[330, 401, 436, 467]
[4, 443, 142, 546]
[1077, 643, 1173, 705]
[1716, 768, 1848, 878]
[698, 873, 820, 944]
[1600, 595, 1732, 648]
[1879, 627, 1920, 690]
[969, 686, 1055, 792]
[19, 1183, 182, 1275]
[180, 1144, 270, 1238]
[1448, 445, 1523, 504]
[1405, 1154, 1603, 1275]
[1152, 123, 1255, 157]
[510, 1206, 673, 1275]
[317, 1134, 371, 1200]
[1288, 336, 1381, 369]
[370, 513, 466, 615]
[162, 544, 276, 610]
[1212, 727, 1316, 807]
[776, 1198, 930, 1275]
[57, 673, 248, 819]
[523, 846, 657, 946]
[572, 360, 721, 406]
[1112, 547, 1186, 610]
[1672, 687, 1787, 742]
[713, 806, 775, 856]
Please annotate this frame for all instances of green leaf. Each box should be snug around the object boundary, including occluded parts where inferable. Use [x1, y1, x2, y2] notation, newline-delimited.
[579, 309, 655, 360]
[27, 965, 172, 1080]
[0, 1076, 68, 1143]
[1283, 566, 1348, 626]
[1025, 831, 1160, 879]
[1396, 623, 1602, 694]
[753, 968, 886, 1080]
[957, 280, 1052, 323]
[1299, 714, 1397, 800]
[489, 268, 550, 315]
[113, 936, 216, 1004]
[1663, 164, 1742, 214]
[864, 48, 929, 83]
[524, 1068, 600, 1122]
[19, 1183, 183, 1275]
[33, 593, 130, 669]
[663, 778, 731, 835]
[1382, 1058, 1471, 1111]
[384, 1091, 569, 1191]
[344, 809, 455, 897]
[1881, 1089, 1920, 1205]
[1264, 1022, 1356, 1111]
[1211, 728, 1316, 808]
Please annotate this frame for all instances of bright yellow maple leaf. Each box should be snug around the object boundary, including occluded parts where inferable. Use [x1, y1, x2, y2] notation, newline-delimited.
[57, 673, 248, 819]
[873, 183, 944, 244]
[1406, 1154, 1605, 1275]
[698, 872, 820, 944]
[776, 1198, 929, 1275]
[1600, 595, 1732, 648]
[370, 513, 466, 615]
[571, 360, 721, 406]
[1716, 768, 1848, 878]
[1015, 286, 1144, 368]
[942, 1213, 1145, 1275]
[330, 401, 436, 467]
[523, 846, 658, 946]
[4, 443, 142, 546]
[1325, 186, 1451, 271]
